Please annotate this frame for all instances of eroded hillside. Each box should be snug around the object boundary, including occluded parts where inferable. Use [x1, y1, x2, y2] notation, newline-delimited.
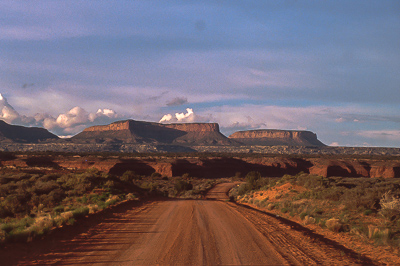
[1, 154, 399, 179]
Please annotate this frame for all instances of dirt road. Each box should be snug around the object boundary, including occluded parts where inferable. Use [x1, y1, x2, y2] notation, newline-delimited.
[3, 183, 375, 265]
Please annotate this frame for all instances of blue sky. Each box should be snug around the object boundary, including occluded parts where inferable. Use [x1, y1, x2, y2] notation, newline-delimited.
[1, 1, 399, 147]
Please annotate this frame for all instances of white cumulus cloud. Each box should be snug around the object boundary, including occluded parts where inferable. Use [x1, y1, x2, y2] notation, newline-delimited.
[159, 108, 195, 123]
[0, 93, 120, 136]
[159, 114, 173, 123]
[0, 93, 20, 123]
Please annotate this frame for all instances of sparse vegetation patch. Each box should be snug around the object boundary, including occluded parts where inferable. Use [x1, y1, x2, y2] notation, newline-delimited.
[231, 172, 400, 249]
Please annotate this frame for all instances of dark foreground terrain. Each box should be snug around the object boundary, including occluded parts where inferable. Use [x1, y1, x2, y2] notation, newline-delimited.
[1, 183, 376, 265]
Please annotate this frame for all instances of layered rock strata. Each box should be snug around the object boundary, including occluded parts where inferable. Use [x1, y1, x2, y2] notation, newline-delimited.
[72, 120, 234, 146]
[2, 155, 399, 179]
[229, 129, 325, 146]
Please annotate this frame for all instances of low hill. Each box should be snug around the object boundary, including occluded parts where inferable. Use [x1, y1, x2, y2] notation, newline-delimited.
[72, 120, 236, 146]
[229, 129, 325, 146]
[0, 120, 59, 143]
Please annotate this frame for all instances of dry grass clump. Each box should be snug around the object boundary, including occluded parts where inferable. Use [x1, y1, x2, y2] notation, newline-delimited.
[88, 205, 99, 214]
[54, 211, 74, 226]
[126, 193, 137, 200]
[30, 215, 54, 232]
[379, 191, 400, 220]
[368, 225, 390, 245]
[231, 172, 400, 249]
[303, 215, 316, 225]
[325, 218, 342, 232]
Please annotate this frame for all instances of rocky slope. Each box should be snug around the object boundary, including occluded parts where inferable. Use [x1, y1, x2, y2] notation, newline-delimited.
[0, 120, 58, 143]
[72, 120, 235, 146]
[229, 129, 325, 146]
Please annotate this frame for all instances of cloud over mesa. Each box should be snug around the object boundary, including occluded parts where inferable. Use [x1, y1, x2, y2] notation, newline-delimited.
[159, 108, 194, 123]
[0, 93, 119, 136]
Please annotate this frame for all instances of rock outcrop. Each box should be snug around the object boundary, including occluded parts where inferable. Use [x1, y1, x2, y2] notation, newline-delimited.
[0, 120, 58, 143]
[2, 155, 399, 179]
[229, 129, 325, 146]
[72, 120, 235, 146]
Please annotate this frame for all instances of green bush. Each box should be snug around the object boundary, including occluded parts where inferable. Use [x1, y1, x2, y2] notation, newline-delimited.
[281, 208, 289, 214]
[174, 179, 193, 193]
[246, 171, 261, 187]
[72, 207, 90, 219]
[53, 205, 64, 214]
[120, 171, 138, 182]
[151, 172, 162, 178]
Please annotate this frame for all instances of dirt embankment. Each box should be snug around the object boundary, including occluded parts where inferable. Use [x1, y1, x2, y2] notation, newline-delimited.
[2, 155, 399, 178]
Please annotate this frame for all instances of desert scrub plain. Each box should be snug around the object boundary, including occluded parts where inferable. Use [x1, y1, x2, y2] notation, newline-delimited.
[0, 166, 217, 245]
[230, 171, 400, 254]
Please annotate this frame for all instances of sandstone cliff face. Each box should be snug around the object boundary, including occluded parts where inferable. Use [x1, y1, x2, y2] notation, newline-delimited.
[83, 121, 219, 133]
[163, 123, 219, 132]
[229, 129, 325, 146]
[73, 120, 233, 146]
[83, 121, 131, 132]
[1, 155, 399, 179]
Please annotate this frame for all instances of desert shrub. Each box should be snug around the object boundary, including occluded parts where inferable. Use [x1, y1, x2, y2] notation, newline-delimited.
[300, 212, 308, 220]
[39, 173, 61, 182]
[326, 218, 342, 232]
[174, 179, 193, 193]
[319, 219, 327, 228]
[368, 225, 390, 245]
[253, 199, 260, 206]
[151, 172, 162, 178]
[280, 208, 289, 214]
[53, 205, 64, 214]
[0, 183, 15, 197]
[29, 215, 54, 235]
[235, 173, 272, 196]
[246, 171, 261, 187]
[294, 174, 329, 189]
[379, 191, 400, 221]
[237, 182, 253, 196]
[54, 211, 73, 226]
[88, 204, 99, 214]
[72, 207, 89, 219]
[322, 186, 346, 201]
[120, 170, 137, 182]
[141, 182, 159, 193]
[258, 198, 268, 208]
[304, 215, 316, 225]
[105, 195, 120, 206]
[3, 195, 26, 216]
[48, 188, 65, 202]
[126, 193, 137, 200]
[89, 192, 110, 205]
[103, 180, 115, 189]
[341, 187, 381, 210]
[364, 209, 373, 216]
[181, 173, 190, 179]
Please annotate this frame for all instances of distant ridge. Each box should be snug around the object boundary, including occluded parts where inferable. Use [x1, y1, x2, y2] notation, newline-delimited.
[229, 129, 325, 146]
[72, 120, 236, 146]
[0, 119, 326, 150]
[0, 120, 58, 143]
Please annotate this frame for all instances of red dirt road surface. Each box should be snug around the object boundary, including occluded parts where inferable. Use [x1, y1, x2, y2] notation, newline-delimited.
[2, 183, 376, 265]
